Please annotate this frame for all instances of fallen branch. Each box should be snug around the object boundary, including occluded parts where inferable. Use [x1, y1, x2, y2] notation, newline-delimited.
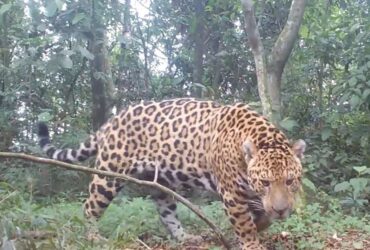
[14, 230, 57, 240]
[134, 237, 152, 250]
[0, 190, 18, 205]
[0, 152, 231, 249]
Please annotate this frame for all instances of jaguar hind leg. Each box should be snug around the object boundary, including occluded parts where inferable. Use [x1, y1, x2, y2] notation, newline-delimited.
[153, 193, 203, 243]
[84, 175, 124, 218]
[84, 174, 124, 241]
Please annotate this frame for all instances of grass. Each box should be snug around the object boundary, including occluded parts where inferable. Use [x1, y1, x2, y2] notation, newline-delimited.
[1, 183, 370, 249]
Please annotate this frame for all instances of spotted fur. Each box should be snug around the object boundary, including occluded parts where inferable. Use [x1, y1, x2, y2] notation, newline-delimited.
[37, 98, 306, 250]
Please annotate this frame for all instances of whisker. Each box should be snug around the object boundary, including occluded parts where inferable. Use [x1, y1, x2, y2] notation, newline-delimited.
[247, 200, 265, 211]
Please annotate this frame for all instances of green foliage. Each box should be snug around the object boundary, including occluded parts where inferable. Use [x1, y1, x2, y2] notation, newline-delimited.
[279, 117, 299, 132]
[334, 166, 370, 211]
[301, 110, 370, 213]
[0, 182, 88, 249]
[1, 186, 369, 249]
[99, 197, 166, 241]
[269, 194, 370, 249]
[282, 0, 370, 213]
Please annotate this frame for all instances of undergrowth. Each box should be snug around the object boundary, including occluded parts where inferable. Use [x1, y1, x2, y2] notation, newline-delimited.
[1, 182, 369, 249]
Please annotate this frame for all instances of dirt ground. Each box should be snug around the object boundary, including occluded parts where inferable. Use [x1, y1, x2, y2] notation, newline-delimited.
[121, 230, 370, 250]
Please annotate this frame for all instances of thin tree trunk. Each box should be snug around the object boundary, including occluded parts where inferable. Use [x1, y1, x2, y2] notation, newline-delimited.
[0, 3, 15, 150]
[241, 0, 271, 117]
[89, 43, 107, 130]
[266, 67, 282, 122]
[123, 0, 131, 36]
[192, 0, 205, 98]
[137, 25, 150, 92]
[0, 10, 10, 106]
[211, 34, 222, 98]
[89, 0, 115, 130]
[241, 0, 306, 124]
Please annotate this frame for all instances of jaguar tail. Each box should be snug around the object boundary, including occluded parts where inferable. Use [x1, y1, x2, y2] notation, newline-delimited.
[37, 122, 98, 163]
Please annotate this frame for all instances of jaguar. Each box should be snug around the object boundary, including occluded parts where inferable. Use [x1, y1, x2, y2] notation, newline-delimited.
[37, 98, 306, 249]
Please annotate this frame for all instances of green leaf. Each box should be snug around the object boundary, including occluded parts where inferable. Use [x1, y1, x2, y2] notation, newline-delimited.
[60, 49, 74, 56]
[300, 25, 309, 39]
[72, 13, 86, 25]
[302, 178, 316, 192]
[350, 178, 368, 195]
[362, 89, 370, 100]
[279, 118, 298, 132]
[348, 77, 357, 87]
[215, 50, 228, 57]
[59, 56, 73, 68]
[78, 46, 94, 60]
[334, 181, 350, 192]
[0, 3, 12, 16]
[191, 82, 207, 90]
[38, 112, 53, 122]
[173, 77, 184, 85]
[55, 0, 64, 9]
[189, 16, 197, 34]
[204, 5, 213, 12]
[349, 23, 360, 33]
[321, 128, 332, 141]
[353, 166, 368, 174]
[37, 23, 47, 32]
[45, 0, 57, 17]
[349, 94, 361, 108]
[358, 73, 366, 81]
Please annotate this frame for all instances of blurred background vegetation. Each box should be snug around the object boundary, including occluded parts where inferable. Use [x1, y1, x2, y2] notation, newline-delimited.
[0, 0, 369, 249]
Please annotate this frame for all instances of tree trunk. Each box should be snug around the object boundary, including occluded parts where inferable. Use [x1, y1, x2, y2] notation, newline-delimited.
[0, 7, 11, 106]
[140, 30, 150, 91]
[211, 35, 222, 99]
[241, 0, 306, 124]
[266, 65, 282, 122]
[89, 0, 115, 130]
[241, 0, 271, 117]
[0, 1, 16, 151]
[192, 0, 206, 98]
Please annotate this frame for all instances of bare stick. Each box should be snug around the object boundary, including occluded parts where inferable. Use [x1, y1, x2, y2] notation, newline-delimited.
[153, 163, 159, 183]
[0, 191, 17, 204]
[134, 237, 152, 250]
[0, 152, 231, 249]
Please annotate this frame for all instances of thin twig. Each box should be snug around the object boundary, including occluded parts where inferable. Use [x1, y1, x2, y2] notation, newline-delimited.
[16, 230, 57, 239]
[0, 152, 231, 249]
[0, 190, 17, 204]
[153, 164, 159, 183]
[134, 237, 152, 250]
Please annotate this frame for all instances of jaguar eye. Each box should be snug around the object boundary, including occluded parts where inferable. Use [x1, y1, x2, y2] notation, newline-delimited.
[261, 180, 270, 187]
[286, 179, 294, 186]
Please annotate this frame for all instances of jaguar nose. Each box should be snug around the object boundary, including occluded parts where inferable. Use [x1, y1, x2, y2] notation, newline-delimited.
[272, 206, 288, 216]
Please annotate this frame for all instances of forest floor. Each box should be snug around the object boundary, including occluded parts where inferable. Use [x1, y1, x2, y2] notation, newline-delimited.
[124, 229, 370, 250]
[1, 190, 370, 250]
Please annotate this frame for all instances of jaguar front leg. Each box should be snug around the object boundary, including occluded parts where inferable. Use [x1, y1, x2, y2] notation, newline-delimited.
[222, 192, 266, 250]
[153, 193, 203, 243]
[253, 213, 272, 232]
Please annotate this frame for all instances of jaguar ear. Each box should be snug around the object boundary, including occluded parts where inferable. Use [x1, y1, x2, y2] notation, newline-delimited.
[292, 139, 306, 159]
[243, 139, 257, 163]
